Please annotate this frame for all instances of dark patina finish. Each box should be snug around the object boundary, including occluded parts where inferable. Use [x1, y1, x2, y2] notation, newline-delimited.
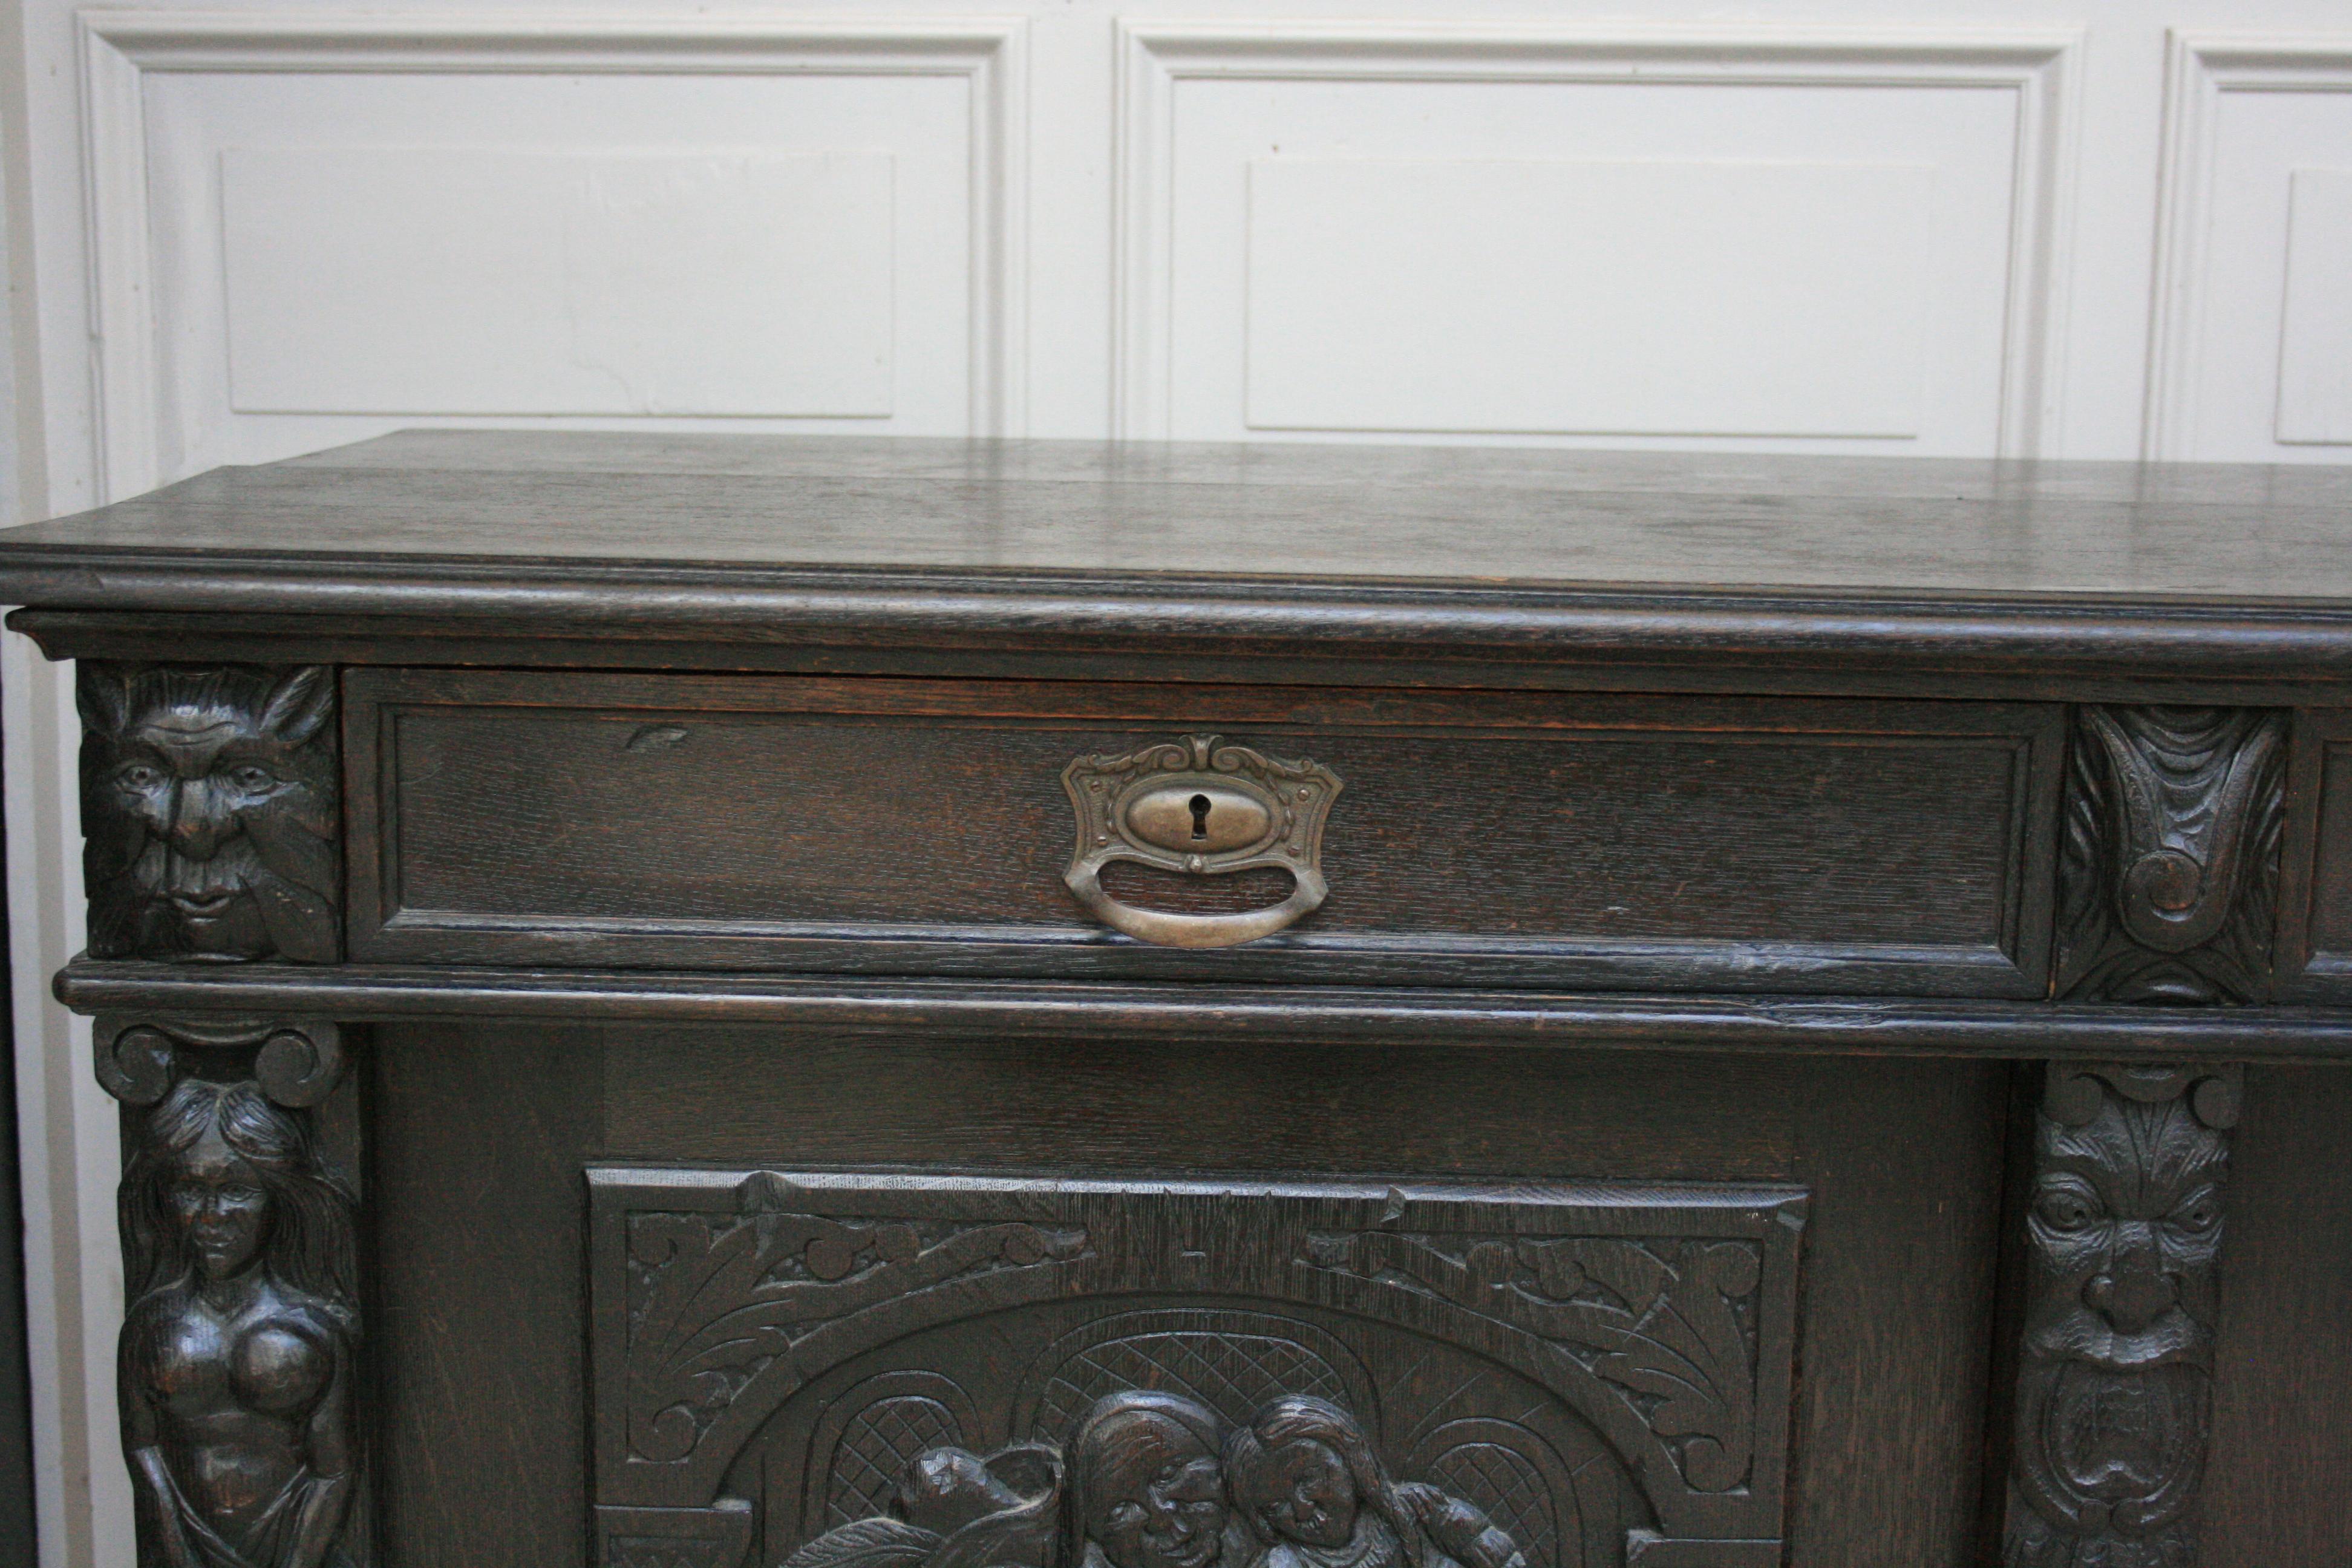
[79, 662, 341, 964]
[2, 434, 2350, 1567]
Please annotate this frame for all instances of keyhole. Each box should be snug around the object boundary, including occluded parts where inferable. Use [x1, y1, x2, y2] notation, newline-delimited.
[1189, 794, 1212, 840]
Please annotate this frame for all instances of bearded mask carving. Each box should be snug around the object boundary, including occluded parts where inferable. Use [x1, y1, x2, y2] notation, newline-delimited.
[79, 664, 341, 962]
[2005, 1063, 2235, 1568]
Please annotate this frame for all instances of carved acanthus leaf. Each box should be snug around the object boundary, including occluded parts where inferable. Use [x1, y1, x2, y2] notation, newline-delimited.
[2056, 705, 2285, 1004]
[624, 1186, 1087, 1463]
[1302, 1230, 1762, 1493]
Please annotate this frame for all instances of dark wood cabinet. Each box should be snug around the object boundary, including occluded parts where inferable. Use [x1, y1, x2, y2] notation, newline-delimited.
[4, 433, 2347, 1568]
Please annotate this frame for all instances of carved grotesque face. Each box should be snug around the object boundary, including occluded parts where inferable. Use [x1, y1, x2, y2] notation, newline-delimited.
[1083, 1413, 1229, 1568]
[168, 1126, 271, 1282]
[1250, 1440, 1357, 1550]
[2015, 1090, 2227, 1538]
[80, 664, 338, 961]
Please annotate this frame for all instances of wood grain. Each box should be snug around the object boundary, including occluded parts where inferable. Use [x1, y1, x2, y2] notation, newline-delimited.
[370, 1022, 604, 1568]
[345, 670, 2057, 993]
[2201, 1065, 2352, 1568]
[53, 961, 2352, 1063]
[590, 1032, 2003, 1566]
[7, 431, 2352, 599]
[17, 433, 2352, 1564]
[8, 435, 2352, 683]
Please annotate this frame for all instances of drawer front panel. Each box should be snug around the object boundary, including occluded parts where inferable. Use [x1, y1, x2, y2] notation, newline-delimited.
[345, 670, 2061, 993]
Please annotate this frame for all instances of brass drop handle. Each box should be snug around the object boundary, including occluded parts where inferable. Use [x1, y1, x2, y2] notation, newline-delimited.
[1061, 736, 1342, 949]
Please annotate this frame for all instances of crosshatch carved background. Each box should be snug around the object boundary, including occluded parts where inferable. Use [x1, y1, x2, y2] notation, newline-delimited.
[587, 1171, 1806, 1568]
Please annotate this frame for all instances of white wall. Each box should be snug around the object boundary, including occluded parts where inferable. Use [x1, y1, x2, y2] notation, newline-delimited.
[5, 1, 2352, 1563]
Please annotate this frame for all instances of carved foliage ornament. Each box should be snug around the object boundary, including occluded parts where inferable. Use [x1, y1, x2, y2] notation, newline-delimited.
[1310, 1231, 1764, 1495]
[622, 1172, 1091, 1467]
[80, 662, 342, 963]
[2004, 1062, 2236, 1568]
[2056, 706, 2285, 1004]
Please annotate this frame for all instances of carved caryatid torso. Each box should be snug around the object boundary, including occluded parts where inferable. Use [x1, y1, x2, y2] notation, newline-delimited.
[120, 1076, 365, 1568]
[126, 1281, 344, 1529]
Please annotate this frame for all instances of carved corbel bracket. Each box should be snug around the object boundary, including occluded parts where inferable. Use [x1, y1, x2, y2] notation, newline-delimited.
[99, 1013, 371, 1568]
[2003, 1061, 2236, 1567]
[2056, 705, 2286, 1003]
[2042, 1060, 2242, 1132]
[95, 1014, 345, 1109]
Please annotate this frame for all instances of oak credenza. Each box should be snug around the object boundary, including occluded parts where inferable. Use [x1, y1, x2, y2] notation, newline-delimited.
[2, 432, 2347, 1567]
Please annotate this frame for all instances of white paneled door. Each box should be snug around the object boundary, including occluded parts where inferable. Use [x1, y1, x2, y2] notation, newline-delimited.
[5, 3, 2352, 1566]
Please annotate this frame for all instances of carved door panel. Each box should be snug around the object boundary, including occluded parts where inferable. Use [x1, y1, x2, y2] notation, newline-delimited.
[366, 1025, 2016, 1568]
[586, 1171, 1806, 1568]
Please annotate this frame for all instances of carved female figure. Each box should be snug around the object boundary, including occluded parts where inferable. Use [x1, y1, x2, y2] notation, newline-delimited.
[1223, 1399, 1520, 1568]
[1060, 1392, 1248, 1568]
[119, 1078, 365, 1568]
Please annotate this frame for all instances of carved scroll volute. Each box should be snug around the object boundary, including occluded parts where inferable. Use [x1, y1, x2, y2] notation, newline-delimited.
[2004, 1062, 2236, 1568]
[2057, 706, 2286, 1003]
[97, 1016, 371, 1568]
[79, 662, 342, 962]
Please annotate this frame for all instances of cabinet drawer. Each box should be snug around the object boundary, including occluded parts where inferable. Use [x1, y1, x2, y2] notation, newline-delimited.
[344, 670, 2062, 994]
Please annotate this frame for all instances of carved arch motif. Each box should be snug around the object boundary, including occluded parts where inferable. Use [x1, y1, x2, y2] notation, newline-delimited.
[1013, 1307, 1377, 1445]
[809, 1372, 981, 1531]
[1407, 1417, 1582, 1568]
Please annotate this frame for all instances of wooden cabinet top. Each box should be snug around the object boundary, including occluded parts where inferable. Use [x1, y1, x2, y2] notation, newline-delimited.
[5, 431, 2351, 681]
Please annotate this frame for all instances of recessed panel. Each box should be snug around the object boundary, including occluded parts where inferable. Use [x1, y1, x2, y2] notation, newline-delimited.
[586, 1168, 1806, 1566]
[344, 669, 2060, 996]
[221, 146, 895, 417]
[131, 50, 990, 472]
[1137, 40, 2059, 453]
[1244, 159, 1931, 437]
[2155, 48, 2352, 460]
[2276, 167, 2352, 445]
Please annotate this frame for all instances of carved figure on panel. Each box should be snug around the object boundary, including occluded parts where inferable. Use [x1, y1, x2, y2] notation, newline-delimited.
[1223, 1397, 1523, 1568]
[589, 1172, 1807, 1564]
[1063, 1393, 1246, 1568]
[119, 1077, 365, 1568]
[80, 663, 341, 962]
[782, 1440, 1059, 1568]
[782, 1392, 1516, 1568]
[2004, 1063, 2237, 1568]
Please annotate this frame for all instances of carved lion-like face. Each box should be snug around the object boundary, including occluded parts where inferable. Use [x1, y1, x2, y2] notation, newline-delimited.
[2014, 1091, 2226, 1536]
[80, 664, 339, 962]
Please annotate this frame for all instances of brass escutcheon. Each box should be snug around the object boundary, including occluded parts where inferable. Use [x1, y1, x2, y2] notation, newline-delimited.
[1060, 735, 1341, 948]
